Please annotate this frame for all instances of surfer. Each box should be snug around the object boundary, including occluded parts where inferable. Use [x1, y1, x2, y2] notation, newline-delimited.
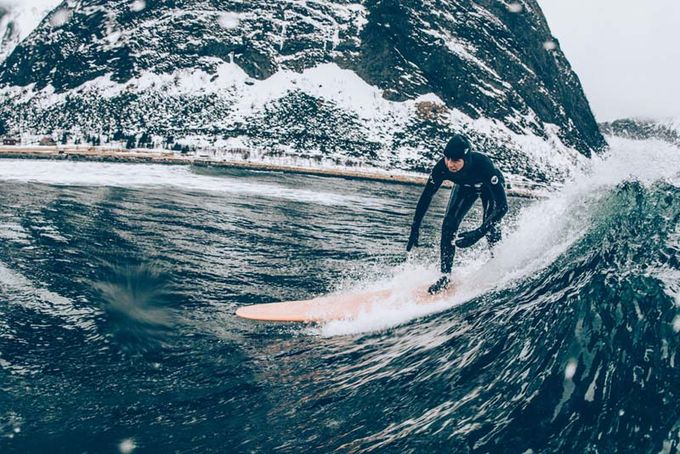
[406, 133, 508, 294]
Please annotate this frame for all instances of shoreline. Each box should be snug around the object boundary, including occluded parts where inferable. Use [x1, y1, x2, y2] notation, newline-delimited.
[0, 146, 545, 198]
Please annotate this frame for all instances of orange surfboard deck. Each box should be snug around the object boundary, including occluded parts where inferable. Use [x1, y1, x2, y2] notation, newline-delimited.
[235, 284, 454, 322]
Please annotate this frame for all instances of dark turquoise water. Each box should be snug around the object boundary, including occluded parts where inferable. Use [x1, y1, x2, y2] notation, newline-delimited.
[0, 148, 678, 453]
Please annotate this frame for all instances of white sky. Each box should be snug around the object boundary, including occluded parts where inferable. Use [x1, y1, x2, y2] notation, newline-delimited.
[538, 0, 680, 121]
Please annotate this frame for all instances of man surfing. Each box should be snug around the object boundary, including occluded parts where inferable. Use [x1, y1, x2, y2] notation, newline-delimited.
[407, 133, 508, 294]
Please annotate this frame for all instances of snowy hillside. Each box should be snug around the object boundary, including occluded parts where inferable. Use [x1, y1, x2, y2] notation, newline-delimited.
[0, 0, 606, 183]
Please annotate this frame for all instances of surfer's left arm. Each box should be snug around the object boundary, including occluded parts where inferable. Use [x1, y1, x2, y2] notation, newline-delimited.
[479, 170, 508, 233]
[456, 170, 508, 248]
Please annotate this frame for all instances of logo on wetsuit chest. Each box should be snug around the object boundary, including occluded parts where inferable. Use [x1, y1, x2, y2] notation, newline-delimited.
[490, 175, 499, 185]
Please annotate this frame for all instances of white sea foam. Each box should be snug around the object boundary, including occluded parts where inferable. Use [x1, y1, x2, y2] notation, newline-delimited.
[0, 159, 381, 207]
[320, 138, 680, 336]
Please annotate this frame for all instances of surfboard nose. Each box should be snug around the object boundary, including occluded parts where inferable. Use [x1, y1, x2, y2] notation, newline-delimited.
[235, 306, 263, 320]
[235, 301, 313, 322]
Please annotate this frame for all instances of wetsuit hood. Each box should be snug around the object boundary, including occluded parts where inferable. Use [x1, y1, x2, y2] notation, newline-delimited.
[443, 134, 471, 161]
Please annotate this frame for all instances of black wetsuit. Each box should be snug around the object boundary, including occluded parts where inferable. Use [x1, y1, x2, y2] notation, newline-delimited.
[411, 152, 508, 274]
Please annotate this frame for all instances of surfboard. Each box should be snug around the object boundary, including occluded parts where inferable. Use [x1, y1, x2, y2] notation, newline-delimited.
[235, 284, 455, 323]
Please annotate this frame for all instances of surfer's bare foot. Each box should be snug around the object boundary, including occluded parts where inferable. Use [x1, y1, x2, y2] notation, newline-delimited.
[428, 275, 450, 295]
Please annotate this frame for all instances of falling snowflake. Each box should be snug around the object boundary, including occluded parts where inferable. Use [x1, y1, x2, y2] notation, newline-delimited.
[507, 3, 523, 13]
[543, 40, 558, 51]
[564, 359, 577, 380]
[105, 31, 122, 45]
[129, 0, 146, 12]
[119, 438, 137, 454]
[673, 314, 680, 332]
[217, 12, 240, 30]
[50, 8, 72, 27]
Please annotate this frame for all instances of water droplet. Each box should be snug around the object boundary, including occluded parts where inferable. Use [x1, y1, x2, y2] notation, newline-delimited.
[508, 3, 523, 13]
[130, 0, 146, 12]
[565, 359, 577, 380]
[119, 438, 137, 454]
[543, 40, 558, 51]
[218, 12, 240, 30]
[106, 31, 122, 45]
[50, 8, 72, 27]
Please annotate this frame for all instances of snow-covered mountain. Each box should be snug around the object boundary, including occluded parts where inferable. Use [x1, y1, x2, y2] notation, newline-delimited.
[0, 0, 606, 183]
[0, 0, 63, 63]
[600, 118, 680, 148]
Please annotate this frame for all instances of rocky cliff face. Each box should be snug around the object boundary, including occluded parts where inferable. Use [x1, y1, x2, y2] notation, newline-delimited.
[600, 118, 680, 148]
[0, 0, 605, 183]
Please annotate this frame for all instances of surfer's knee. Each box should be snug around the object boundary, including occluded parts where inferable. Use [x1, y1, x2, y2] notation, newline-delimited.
[441, 218, 461, 239]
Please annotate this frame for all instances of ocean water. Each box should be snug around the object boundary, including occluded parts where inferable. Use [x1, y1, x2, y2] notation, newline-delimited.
[0, 139, 678, 453]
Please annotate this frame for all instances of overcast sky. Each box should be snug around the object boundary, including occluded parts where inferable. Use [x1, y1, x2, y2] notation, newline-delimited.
[538, 0, 680, 121]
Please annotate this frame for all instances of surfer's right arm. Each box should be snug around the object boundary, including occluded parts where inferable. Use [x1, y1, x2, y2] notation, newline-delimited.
[407, 161, 445, 251]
